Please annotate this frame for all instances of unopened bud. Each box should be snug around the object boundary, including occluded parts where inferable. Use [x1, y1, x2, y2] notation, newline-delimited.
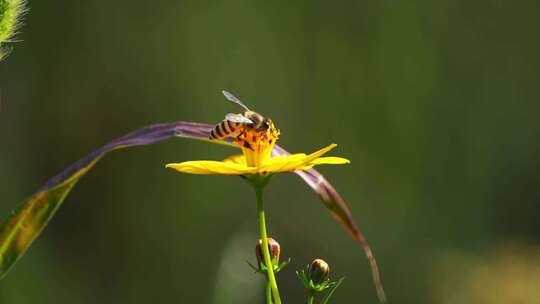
[309, 259, 330, 285]
[255, 237, 281, 266]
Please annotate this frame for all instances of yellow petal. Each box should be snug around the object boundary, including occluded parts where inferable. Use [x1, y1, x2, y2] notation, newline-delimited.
[261, 144, 339, 173]
[309, 157, 350, 165]
[258, 156, 301, 173]
[303, 143, 338, 163]
[166, 160, 255, 175]
[223, 154, 246, 165]
[278, 153, 307, 161]
[296, 157, 349, 171]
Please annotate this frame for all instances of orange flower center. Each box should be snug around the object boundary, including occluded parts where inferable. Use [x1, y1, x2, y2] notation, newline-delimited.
[235, 120, 280, 167]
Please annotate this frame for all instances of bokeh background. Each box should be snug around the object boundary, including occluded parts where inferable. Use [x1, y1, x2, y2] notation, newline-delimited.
[1, 1, 540, 303]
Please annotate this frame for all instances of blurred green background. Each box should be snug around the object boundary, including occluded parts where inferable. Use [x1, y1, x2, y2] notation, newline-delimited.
[1, 0, 540, 303]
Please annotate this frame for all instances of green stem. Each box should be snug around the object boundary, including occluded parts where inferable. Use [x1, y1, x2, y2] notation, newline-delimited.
[307, 290, 315, 304]
[266, 280, 273, 304]
[255, 186, 282, 304]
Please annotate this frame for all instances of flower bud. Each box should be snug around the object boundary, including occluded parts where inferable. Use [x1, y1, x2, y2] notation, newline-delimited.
[255, 237, 281, 267]
[308, 259, 330, 285]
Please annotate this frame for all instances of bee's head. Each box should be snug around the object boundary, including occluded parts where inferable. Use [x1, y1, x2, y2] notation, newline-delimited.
[262, 117, 273, 130]
[255, 116, 273, 132]
[245, 111, 270, 131]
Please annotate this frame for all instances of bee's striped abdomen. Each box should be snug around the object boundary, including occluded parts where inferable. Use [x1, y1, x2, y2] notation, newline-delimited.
[209, 120, 240, 140]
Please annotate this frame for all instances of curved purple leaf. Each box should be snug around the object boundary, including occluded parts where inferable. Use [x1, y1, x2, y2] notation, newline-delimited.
[0, 122, 211, 279]
[274, 146, 387, 303]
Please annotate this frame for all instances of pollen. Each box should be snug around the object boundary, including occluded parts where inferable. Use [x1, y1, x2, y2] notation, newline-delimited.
[235, 121, 280, 167]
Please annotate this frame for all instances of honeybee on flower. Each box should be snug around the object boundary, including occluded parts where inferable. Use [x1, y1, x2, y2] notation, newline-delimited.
[209, 91, 274, 142]
[166, 91, 349, 176]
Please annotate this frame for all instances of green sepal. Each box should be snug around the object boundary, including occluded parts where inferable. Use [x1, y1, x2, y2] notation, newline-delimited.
[320, 277, 345, 304]
[275, 257, 291, 273]
[242, 173, 275, 191]
[246, 260, 260, 273]
[249, 257, 291, 275]
[296, 269, 310, 289]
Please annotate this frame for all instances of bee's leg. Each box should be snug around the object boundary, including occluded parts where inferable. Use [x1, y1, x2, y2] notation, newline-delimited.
[243, 141, 253, 150]
[236, 131, 255, 151]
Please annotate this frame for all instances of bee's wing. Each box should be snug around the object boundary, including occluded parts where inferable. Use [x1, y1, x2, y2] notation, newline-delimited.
[225, 113, 253, 124]
[222, 90, 250, 111]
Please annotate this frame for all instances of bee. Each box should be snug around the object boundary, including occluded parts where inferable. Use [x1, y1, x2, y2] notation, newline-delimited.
[209, 90, 273, 140]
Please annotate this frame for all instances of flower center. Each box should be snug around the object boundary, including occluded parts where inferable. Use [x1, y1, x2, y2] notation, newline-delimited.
[235, 120, 280, 167]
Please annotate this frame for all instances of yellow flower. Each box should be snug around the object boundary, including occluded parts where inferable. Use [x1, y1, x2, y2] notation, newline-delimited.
[165, 120, 349, 176]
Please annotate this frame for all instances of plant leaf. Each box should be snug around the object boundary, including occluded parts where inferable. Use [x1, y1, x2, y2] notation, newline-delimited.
[0, 121, 385, 304]
[0, 122, 211, 279]
[273, 146, 387, 303]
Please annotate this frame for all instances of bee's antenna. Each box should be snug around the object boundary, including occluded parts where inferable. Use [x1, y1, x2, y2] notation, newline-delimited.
[222, 90, 250, 111]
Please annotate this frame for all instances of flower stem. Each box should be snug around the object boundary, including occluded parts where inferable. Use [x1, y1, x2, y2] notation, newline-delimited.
[255, 186, 282, 304]
[307, 290, 315, 304]
[266, 280, 273, 304]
